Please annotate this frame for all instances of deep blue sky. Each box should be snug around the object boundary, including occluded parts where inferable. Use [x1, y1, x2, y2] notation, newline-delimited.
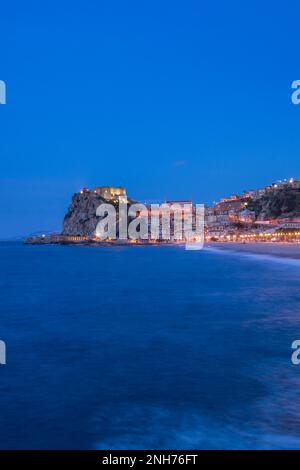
[0, 0, 300, 237]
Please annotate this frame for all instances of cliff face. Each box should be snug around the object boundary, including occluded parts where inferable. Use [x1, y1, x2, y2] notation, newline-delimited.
[62, 191, 108, 236]
[253, 188, 300, 220]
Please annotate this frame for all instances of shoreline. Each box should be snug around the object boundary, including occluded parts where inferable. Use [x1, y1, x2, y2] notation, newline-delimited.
[206, 242, 300, 260]
[22, 236, 300, 261]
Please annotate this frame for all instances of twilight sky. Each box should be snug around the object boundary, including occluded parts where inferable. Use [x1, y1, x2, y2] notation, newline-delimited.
[0, 0, 300, 238]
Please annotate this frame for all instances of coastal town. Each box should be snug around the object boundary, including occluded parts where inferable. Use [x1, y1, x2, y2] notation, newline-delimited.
[206, 178, 300, 242]
[25, 179, 300, 245]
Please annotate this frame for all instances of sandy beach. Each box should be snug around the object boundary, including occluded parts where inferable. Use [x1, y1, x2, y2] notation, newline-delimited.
[206, 242, 300, 260]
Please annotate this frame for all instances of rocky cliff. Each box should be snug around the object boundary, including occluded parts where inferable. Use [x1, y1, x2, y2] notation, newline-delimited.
[249, 188, 300, 221]
[62, 191, 110, 236]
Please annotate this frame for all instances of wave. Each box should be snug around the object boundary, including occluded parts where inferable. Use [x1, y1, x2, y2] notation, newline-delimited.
[203, 246, 300, 267]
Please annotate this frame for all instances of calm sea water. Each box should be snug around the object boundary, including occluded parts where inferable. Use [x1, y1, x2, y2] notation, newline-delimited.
[0, 242, 300, 449]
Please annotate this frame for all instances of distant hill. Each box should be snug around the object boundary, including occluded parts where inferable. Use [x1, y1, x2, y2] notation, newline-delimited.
[0, 231, 59, 242]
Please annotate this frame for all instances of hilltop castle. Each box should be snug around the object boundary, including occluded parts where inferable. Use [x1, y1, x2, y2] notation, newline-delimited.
[80, 186, 127, 203]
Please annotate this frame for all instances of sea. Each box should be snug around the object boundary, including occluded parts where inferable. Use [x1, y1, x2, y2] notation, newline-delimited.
[0, 242, 300, 449]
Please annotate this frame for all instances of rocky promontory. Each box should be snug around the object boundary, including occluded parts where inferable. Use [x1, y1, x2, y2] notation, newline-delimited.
[62, 190, 108, 237]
